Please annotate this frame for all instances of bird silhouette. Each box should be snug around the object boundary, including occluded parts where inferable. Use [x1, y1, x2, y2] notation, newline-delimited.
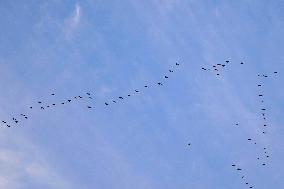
[119, 97, 123, 99]
[87, 106, 92, 109]
[165, 76, 168, 79]
[105, 102, 109, 106]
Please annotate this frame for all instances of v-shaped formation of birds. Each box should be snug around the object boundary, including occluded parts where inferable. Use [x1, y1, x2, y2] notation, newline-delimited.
[202, 60, 278, 189]
[1, 60, 280, 188]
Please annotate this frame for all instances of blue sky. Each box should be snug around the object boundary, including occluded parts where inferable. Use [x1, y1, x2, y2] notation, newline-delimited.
[0, 1, 284, 188]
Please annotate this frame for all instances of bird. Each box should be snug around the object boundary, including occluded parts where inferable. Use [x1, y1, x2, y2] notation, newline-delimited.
[86, 93, 91, 95]
[145, 85, 148, 88]
[235, 123, 239, 126]
[113, 100, 116, 103]
[169, 69, 173, 72]
[79, 96, 83, 99]
[15, 121, 18, 123]
[237, 168, 242, 171]
[266, 155, 269, 158]
[119, 97, 123, 99]
[259, 94, 263, 97]
[248, 139, 252, 141]
[217, 73, 220, 76]
[240, 62, 244, 64]
[47, 106, 50, 108]
[262, 163, 266, 166]
[188, 143, 191, 146]
[232, 165, 236, 167]
[225, 60, 229, 63]
[258, 84, 262, 87]
[53, 104, 56, 106]
[241, 176, 244, 179]
[24, 117, 27, 119]
[165, 76, 168, 79]
[127, 94, 131, 96]
[38, 101, 42, 104]
[87, 106, 92, 109]
[105, 102, 109, 106]
[135, 90, 139, 93]
[246, 183, 249, 185]
[51, 93, 55, 96]
[274, 71, 278, 74]
[61, 102, 64, 105]
[213, 65, 216, 68]
[41, 107, 44, 109]
[68, 100, 71, 102]
[89, 97, 93, 99]
[249, 187, 253, 189]
[261, 108, 266, 111]
[222, 65, 225, 67]
[7, 125, 10, 127]
[176, 63, 180, 66]
[217, 64, 221, 66]
[158, 82, 163, 85]
[30, 107, 33, 109]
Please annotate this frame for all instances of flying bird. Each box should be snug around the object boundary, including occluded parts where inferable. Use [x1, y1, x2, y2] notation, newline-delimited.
[176, 63, 180, 66]
[87, 106, 92, 109]
[135, 90, 139, 93]
[119, 97, 123, 99]
[158, 82, 163, 85]
[165, 76, 168, 79]
[105, 103, 109, 106]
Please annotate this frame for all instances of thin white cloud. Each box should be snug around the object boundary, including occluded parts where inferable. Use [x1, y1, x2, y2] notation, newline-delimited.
[64, 3, 82, 40]
[0, 131, 76, 189]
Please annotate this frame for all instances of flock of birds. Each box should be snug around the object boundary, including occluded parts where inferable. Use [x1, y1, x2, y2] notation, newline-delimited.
[1, 63, 180, 128]
[202, 60, 278, 188]
[1, 60, 279, 188]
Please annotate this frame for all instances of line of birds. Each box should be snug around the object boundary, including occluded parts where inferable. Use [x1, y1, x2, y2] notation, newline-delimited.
[202, 60, 279, 188]
[1, 63, 180, 128]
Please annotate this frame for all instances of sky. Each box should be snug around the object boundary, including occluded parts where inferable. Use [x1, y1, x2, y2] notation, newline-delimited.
[0, 0, 284, 188]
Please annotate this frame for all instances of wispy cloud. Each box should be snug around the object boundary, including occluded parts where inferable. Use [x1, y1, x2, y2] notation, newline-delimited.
[64, 3, 82, 40]
[0, 131, 76, 189]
